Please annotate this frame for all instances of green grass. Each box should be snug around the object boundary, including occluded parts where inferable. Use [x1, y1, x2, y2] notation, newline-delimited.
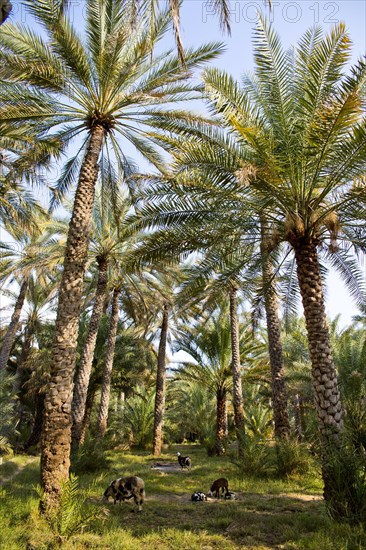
[1, 444, 366, 549]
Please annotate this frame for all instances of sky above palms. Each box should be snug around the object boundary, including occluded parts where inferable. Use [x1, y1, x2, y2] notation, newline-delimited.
[4, 0, 366, 328]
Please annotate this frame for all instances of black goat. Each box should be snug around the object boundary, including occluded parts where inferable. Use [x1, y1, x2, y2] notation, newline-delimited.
[177, 451, 191, 469]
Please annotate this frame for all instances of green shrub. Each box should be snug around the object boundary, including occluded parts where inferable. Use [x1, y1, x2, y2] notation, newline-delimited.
[324, 442, 366, 525]
[70, 436, 111, 474]
[231, 433, 272, 477]
[123, 389, 155, 449]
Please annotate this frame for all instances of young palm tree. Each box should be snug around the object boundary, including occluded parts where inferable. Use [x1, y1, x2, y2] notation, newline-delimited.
[0, 0, 223, 511]
[174, 305, 265, 454]
[174, 310, 233, 455]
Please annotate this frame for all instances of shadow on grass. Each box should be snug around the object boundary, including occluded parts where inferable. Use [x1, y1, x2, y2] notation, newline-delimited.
[97, 491, 327, 549]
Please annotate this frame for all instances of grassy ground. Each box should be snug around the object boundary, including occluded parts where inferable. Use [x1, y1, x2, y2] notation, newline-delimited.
[1, 444, 366, 549]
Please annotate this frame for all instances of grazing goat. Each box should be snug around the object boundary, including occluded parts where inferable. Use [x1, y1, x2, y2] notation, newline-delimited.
[208, 478, 229, 498]
[191, 492, 207, 501]
[177, 452, 191, 470]
[103, 476, 145, 512]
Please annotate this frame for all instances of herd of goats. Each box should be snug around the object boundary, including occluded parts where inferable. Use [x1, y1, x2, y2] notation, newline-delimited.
[102, 452, 237, 512]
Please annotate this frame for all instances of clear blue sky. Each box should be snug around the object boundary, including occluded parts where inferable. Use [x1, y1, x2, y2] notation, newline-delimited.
[6, 0, 366, 327]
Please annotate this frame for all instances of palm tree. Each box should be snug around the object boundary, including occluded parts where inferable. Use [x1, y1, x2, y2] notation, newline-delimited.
[203, 18, 366, 501]
[0, 0, 222, 510]
[259, 218, 290, 438]
[71, 188, 130, 448]
[174, 315, 232, 455]
[96, 284, 121, 439]
[152, 301, 169, 455]
[0, 216, 58, 371]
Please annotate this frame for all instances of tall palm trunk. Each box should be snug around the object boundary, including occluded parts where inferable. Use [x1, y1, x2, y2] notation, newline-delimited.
[260, 220, 291, 439]
[294, 238, 343, 501]
[79, 385, 97, 444]
[12, 321, 34, 395]
[24, 393, 44, 450]
[229, 287, 245, 457]
[40, 125, 105, 513]
[96, 286, 120, 438]
[71, 254, 108, 448]
[152, 303, 169, 456]
[0, 279, 27, 370]
[215, 388, 227, 455]
[293, 394, 303, 441]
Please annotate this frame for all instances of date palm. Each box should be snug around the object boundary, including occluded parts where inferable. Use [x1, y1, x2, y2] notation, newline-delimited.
[174, 305, 265, 454]
[0, 215, 60, 371]
[0, 0, 223, 511]
[203, 18, 366, 502]
[174, 309, 234, 455]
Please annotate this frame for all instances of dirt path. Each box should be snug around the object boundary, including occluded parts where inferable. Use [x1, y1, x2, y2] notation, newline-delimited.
[0, 456, 38, 486]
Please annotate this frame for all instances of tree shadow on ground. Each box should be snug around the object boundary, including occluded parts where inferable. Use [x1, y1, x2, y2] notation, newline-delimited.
[100, 490, 327, 549]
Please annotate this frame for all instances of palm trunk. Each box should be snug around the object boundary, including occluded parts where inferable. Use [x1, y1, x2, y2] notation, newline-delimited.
[215, 388, 227, 455]
[12, 324, 35, 436]
[24, 393, 44, 450]
[79, 385, 96, 444]
[293, 394, 303, 441]
[152, 304, 169, 456]
[294, 238, 343, 502]
[229, 287, 245, 457]
[71, 254, 108, 448]
[40, 124, 105, 513]
[96, 286, 120, 438]
[260, 220, 291, 439]
[0, 279, 27, 370]
[13, 322, 34, 395]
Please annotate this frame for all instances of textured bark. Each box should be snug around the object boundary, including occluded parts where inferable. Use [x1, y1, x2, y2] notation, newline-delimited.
[215, 388, 227, 455]
[40, 125, 105, 513]
[260, 221, 291, 439]
[24, 393, 44, 450]
[293, 394, 303, 441]
[0, 279, 27, 370]
[71, 255, 108, 448]
[229, 288, 245, 457]
[79, 385, 97, 444]
[294, 238, 343, 503]
[152, 304, 169, 456]
[12, 325, 34, 434]
[294, 238, 343, 439]
[12, 323, 34, 395]
[96, 286, 120, 438]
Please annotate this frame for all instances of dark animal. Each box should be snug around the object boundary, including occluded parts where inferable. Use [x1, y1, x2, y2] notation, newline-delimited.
[224, 491, 237, 500]
[177, 452, 191, 469]
[103, 476, 145, 512]
[191, 492, 207, 502]
[208, 478, 229, 498]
